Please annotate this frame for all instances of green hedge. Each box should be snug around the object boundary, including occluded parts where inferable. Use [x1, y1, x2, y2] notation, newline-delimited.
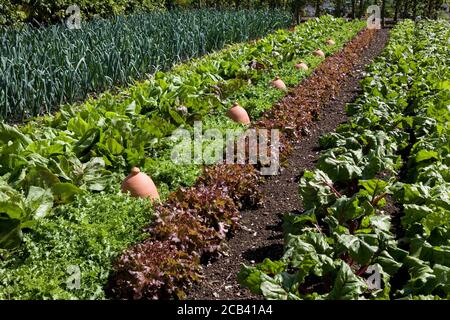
[0, 0, 165, 25]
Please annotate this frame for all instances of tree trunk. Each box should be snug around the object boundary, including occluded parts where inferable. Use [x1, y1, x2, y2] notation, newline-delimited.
[412, 0, 418, 19]
[291, 0, 302, 25]
[315, 0, 322, 17]
[394, 0, 401, 22]
[335, 0, 343, 17]
[402, 0, 409, 18]
[358, 0, 365, 18]
[350, 0, 356, 19]
[381, 0, 386, 28]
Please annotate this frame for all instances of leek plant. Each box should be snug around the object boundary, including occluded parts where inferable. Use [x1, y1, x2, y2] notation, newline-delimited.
[0, 9, 292, 121]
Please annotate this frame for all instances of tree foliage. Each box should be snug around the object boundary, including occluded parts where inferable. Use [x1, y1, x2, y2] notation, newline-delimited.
[1, 1, 448, 26]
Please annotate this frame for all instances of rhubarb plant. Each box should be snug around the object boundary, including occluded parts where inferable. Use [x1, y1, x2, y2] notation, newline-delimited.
[239, 19, 450, 300]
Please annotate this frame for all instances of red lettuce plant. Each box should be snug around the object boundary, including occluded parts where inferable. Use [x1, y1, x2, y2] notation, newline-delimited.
[150, 206, 227, 258]
[107, 240, 201, 300]
[197, 164, 262, 209]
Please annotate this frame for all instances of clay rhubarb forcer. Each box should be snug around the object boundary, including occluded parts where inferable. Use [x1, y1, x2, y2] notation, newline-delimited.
[121, 167, 159, 200]
[313, 49, 325, 58]
[227, 102, 251, 125]
[272, 76, 287, 91]
[295, 61, 309, 71]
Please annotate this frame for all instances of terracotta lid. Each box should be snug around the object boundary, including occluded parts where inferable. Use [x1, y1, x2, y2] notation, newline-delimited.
[272, 76, 287, 90]
[227, 102, 250, 125]
[121, 167, 159, 201]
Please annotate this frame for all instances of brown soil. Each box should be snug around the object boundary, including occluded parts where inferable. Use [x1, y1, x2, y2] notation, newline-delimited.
[187, 28, 390, 300]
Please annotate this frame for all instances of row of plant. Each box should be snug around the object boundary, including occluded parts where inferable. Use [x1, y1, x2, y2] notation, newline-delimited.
[0, 16, 365, 299]
[238, 19, 450, 300]
[0, 9, 292, 121]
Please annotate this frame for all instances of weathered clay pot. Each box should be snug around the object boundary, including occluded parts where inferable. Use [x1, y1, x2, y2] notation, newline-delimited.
[295, 61, 309, 71]
[326, 39, 336, 46]
[313, 49, 325, 58]
[227, 102, 250, 125]
[272, 76, 287, 91]
[121, 167, 159, 200]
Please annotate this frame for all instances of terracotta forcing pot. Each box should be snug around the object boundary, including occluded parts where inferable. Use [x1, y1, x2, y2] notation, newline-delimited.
[121, 167, 159, 200]
[326, 39, 336, 46]
[272, 76, 287, 91]
[227, 102, 251, 125]
[313, 49, 325, 58]
[295, 61, 309, 71]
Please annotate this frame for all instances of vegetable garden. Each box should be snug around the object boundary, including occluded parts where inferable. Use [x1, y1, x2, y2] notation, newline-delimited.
[0, 2, 448, 302]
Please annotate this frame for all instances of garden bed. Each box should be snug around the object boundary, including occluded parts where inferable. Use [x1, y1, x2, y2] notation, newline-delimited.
[238, 20, 450, 300]
[187, 27, 390, 300]
[106, 26, 389, 300]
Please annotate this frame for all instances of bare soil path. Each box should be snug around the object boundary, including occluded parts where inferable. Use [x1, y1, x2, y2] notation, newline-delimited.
[187, 28, 390, 300]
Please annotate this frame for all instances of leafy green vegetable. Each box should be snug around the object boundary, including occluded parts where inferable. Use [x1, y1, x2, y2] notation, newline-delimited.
[239, 19, 450, 301]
